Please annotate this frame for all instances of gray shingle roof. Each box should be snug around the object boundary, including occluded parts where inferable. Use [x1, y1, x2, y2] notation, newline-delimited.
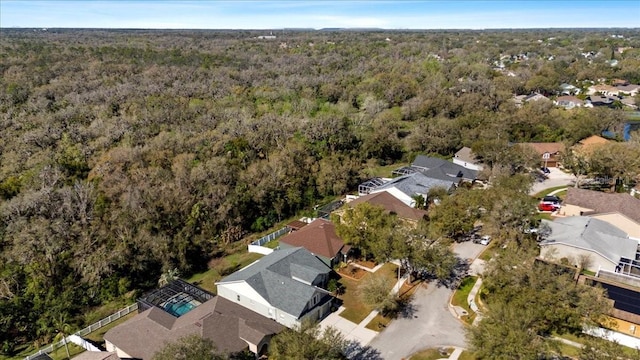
[375, 172, 455, 199]
[540, 217, 638, 265]
[411, 155, 478, 181]
[217, 247, 331, 317]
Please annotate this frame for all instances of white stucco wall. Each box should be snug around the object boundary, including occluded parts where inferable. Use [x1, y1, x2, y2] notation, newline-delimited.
[452, 158, 482, 171]
[217, 282, 300, 328]
[105, 341, 134, 359]
[540, 244, 615, 272]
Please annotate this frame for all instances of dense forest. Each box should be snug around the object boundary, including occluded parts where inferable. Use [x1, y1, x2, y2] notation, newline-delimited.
[1, 28, 639, 354]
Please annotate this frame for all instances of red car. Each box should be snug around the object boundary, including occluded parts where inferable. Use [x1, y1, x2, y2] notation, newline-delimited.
[538, 202, 558, 212]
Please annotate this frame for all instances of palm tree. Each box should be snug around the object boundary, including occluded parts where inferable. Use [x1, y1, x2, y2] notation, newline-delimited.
[53, 314, 72, 360]
[158, 268, 180, 287]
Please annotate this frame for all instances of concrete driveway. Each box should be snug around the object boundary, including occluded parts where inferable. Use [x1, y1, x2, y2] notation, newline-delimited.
[369, 284, 467, 360]
[530, 167, 576, 195]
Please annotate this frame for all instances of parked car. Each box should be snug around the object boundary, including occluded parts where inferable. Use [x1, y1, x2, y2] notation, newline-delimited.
[538, 202, 559, 212]
[480, 235, 491, 246]
[541, 167, 551, 174]
[542, 195, 561, 204]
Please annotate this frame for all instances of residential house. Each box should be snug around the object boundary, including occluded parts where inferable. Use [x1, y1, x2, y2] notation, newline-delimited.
[539, 217, 639, 275]
[559, 187, 640, 238]
[554, 95, 584, 109]
[524, 93, 550, 103]
[519, 142, 564, 168]
[612, 79, 629, 87]
[559, 83, 580, 95]
[574, 135, 611, 156]
[370, 171, 455, 208]
[342, 191, 428, 223]
[104, 280, 284, 359]
[72, 352, 120, 360]
[616, 84, 640, 97]
[587, 84, 620, 97]
[411, 155, 478, 182]
[585, 95, 617, 107]
[279, 218, 349, 267]
[452, 147, 483, 171]
[216, 247, 334, 329]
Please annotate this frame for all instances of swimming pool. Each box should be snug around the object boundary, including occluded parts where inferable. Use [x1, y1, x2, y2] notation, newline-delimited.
[163, 299, 196, 317]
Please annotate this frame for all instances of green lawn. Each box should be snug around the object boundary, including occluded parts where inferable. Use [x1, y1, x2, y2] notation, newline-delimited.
[263, 239, 279, 249]
[361, 161, 408, 178]
[532, 185, 568, 199]
[83, 312, 137, 345]
[48, 343, 85, 360]
[188, 252, 263, 293]
[339, 263, 398, 324]
[451, 276, 478, 325]
[458, 351, 477, 360]
[409, 347, 453, 360]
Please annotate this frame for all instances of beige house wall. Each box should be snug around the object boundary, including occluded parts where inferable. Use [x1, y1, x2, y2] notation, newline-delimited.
[591, 214, 640, 238]
[540, 244, 615, 272]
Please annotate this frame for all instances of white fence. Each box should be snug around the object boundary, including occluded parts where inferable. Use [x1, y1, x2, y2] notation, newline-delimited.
[584, 326, 640, 349]
[247, 227, 289, 254]
[25, 303, 138, 360]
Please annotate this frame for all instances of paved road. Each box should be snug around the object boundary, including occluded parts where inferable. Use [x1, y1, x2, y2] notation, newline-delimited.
[451, 241, 485, 262]
[369, 283, 467, 360]
[530, 167, 576, 195]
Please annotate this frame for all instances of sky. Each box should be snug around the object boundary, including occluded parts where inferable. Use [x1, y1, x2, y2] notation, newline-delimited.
[1, 1, 639, 30]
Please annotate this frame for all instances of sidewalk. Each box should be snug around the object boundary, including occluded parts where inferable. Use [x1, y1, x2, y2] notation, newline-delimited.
[467, 277, 483, 325]
[438, 347, 464, 360]
[320, 266, 410, 346]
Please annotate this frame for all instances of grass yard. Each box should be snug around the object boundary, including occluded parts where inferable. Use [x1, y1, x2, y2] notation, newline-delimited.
[458, 351, 477, 360]
[361, 161, 408, 178]
[83, 311, 137, 345]
[189, 252, 264, 293]
[532, 185, 568, 199]
[338, 262, 398, 324]
[263, 239, 279, 249]
[365, 313, 393, 331]
[48, 343, 85, 360]
[451, 276, 478, 325]
[409, 347, 453, 360]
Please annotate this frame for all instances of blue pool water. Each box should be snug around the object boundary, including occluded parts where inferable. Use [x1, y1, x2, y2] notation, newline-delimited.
[164, 300, 196, 317]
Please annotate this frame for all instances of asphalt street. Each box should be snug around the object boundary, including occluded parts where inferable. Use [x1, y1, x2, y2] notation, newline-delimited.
[369, 283, 467, 360]
[369, 242, 485, 359]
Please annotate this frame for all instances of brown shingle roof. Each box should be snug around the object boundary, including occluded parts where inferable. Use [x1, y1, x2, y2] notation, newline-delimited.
[578, 135, 610, 147]
[72, 352, 120, 360]
[286, 220, 308, 231]
[347, 192, 428, 221]
[279, 219, 344, 259]
[564, 187, 640, 224]
[104, 296, 284, 359]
